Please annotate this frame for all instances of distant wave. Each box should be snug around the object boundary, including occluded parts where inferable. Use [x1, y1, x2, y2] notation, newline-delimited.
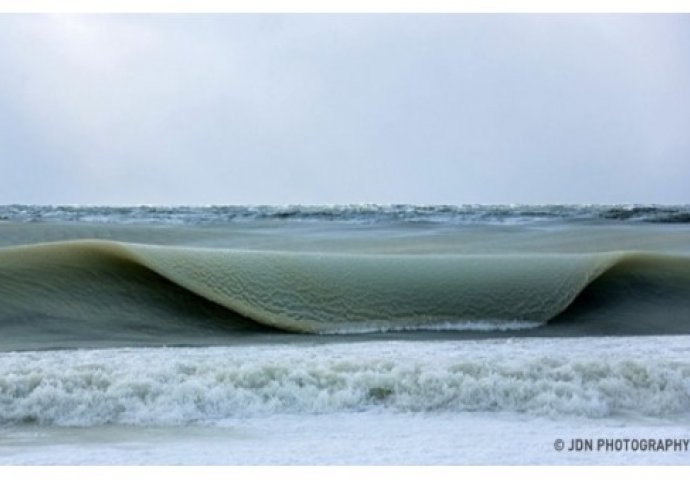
[2, 204, 690, 225]
[1, 239, 690, 350]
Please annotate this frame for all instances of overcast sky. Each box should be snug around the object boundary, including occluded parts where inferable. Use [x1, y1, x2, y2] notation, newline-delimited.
[0, 14, 688, 205]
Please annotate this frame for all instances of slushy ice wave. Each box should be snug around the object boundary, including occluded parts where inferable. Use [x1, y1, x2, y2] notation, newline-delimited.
[2, 207, 690, 432]
[1, 239, 690, 337]
[1, 339, 689, 426]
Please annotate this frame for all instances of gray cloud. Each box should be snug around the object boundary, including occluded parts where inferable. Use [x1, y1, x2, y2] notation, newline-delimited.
[0, 14, 688, 205]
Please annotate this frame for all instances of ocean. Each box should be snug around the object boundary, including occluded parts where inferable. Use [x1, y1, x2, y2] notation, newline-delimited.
[1, 204, 690, 465]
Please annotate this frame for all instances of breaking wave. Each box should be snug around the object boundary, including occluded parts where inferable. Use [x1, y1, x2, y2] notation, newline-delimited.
[1, 240, 690, 349]
[1, 340, 689, 426]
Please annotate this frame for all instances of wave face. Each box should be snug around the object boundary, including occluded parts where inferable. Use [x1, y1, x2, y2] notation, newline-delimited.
[2, 204, 690, 225]
[1, 238, 690, 349]
[2, 208, 690, 350]
[1, 338, 689, 426]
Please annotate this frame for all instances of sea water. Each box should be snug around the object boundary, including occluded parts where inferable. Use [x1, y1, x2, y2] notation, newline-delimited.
[1, 204, 689, 465]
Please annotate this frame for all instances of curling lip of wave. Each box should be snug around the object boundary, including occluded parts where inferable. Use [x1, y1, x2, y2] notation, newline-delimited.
[2, 239, 689, 335]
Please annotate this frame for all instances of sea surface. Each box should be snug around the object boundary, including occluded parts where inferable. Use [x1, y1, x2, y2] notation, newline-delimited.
[1, 204, 690, 465]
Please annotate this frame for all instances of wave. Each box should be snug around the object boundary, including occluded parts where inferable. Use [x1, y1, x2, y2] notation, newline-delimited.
[1, 339, 689, 425]
[1, 239, 690, 349]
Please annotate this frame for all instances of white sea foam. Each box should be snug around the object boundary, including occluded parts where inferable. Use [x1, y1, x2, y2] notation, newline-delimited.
[4, 412, 690, 465]
[317, 319, 545, 334]
[2, 337, 690, 426]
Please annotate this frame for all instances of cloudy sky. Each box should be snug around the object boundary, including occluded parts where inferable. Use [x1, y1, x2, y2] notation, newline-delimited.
[0, 14, 688, 205]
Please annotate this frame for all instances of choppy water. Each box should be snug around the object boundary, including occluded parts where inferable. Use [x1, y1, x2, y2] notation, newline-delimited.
[2, 203, 690, 225]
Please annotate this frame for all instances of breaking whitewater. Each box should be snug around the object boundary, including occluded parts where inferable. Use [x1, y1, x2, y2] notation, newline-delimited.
[1, 204, 690, 465]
